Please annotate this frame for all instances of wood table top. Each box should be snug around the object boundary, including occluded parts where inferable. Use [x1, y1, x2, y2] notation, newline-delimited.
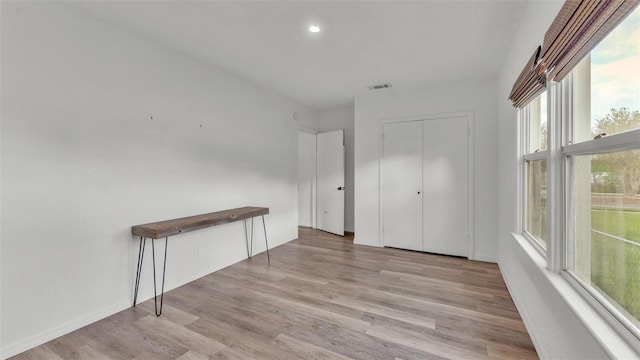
[131, 206, 269, 239]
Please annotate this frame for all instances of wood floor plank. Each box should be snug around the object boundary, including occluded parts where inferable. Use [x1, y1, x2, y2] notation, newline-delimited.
[175, 351, 210, 360]
[40, 333, 88, 359]
[206, 269, 366, 319]
[364, 322, 488, 360]
[376, 284, 520, 319]
[134, 303, 200, 326]
[280, 317, 448, 360]
[357, 287, 529, 332]
[9, 346, 65, 360]
[185, 317, 296, 360]
[380, 271, 515, 311]
[486, 341, 539, 360]
[135, 315, 227, 356]
[72, 344, 112, 360]
[272, 334, 353, 360]
[435, 317, 535, 349]
[331, 294, 437, 330]
[11, 227, 537, 360]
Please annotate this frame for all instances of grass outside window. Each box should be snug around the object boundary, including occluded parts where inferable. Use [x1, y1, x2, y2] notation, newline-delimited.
[572, 151, 640, 329]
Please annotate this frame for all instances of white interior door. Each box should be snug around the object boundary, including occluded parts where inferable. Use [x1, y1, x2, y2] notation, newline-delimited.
[382, 121, 423, 251]
[316, 130, 345, 235]
[298, 131, 316, 227]
[422, 116, 469, 257]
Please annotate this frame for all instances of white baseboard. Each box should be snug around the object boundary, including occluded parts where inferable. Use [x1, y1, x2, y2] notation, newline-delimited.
[469, 252, 496, 263]
[1, 300, 130, 359]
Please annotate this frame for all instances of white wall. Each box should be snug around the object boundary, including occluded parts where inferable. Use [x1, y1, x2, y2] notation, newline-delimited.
[354, 81, 498, 261]
[297, 131, 316, 227]
[497, 2, 636, 359]
[318, 106, 354, 232]
[0, 2, 317, 357]
[0, 2, 3, 357]
[296, 112, 320, 133]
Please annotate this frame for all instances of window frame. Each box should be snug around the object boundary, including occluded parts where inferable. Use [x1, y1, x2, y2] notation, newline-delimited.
[519, 92, 550, 256]
[547, 82, 564, 272]
[519, 64, 640, 346]
[561, 71, 640, 338]
[514, 0, 640, 351]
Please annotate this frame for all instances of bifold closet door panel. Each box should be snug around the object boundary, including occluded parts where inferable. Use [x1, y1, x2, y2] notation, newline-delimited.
[422, 116, 469, 257]
[382, 121, 423, 251]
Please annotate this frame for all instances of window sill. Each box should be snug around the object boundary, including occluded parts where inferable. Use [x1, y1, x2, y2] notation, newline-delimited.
[521, 230, 547, 258]
[511, 232, 639, 359]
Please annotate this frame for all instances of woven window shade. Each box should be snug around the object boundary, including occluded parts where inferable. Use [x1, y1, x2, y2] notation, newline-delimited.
[540, 0, 640, 82]
[509, 46, 547, 108]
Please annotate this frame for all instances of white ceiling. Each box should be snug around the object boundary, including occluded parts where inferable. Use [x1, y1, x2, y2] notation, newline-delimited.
[72, 1, 529, 110]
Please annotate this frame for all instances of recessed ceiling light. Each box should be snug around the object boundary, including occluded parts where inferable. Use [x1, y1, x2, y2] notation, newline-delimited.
[309, 25, 320, 33]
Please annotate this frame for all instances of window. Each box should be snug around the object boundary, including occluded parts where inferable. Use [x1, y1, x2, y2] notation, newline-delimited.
[570, 7, 640, 144]
[522, 92, 548, 250]
[529, 93, 548, 152]
[565, 6, 640, 334]
[517, 3, 640, 339]
[569, 151, 640, 330]
[525, 159, 547, 248]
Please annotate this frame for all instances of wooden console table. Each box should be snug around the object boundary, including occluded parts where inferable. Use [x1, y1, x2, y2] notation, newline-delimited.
[131, 206, 270, 316]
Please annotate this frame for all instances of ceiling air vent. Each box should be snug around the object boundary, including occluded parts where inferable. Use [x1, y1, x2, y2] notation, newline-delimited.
[368, 83, 392, 90]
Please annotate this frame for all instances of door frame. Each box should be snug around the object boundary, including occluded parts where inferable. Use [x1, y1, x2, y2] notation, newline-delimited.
[378, 111, 476, 259]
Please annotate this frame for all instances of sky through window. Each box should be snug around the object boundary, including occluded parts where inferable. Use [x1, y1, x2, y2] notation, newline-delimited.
[590, 6, 640, 126]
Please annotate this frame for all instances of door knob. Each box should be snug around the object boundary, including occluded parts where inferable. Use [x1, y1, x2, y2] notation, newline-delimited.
[417, 191, 421, 194]
[337, 186, 344, 190]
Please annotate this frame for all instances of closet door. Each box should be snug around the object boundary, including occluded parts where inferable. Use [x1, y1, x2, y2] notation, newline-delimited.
[422, 116, 469, 257]
[382, 121, 423, 251]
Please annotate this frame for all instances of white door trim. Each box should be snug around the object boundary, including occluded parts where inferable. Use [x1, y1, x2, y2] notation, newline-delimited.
[378, 111, 475, 260]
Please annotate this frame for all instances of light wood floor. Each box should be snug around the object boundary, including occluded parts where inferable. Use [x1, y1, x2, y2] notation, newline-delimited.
[12, 227, 537, 360]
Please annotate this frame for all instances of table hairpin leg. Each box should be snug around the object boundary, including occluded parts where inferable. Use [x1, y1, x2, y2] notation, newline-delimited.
[262, 215, 270, 263]
[132, 236, 169, 317]
[244, 216, 270, 263]
[133, 236, 146, 307]
[243, 218, 254, 258]
[151, 237, 168, 316]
